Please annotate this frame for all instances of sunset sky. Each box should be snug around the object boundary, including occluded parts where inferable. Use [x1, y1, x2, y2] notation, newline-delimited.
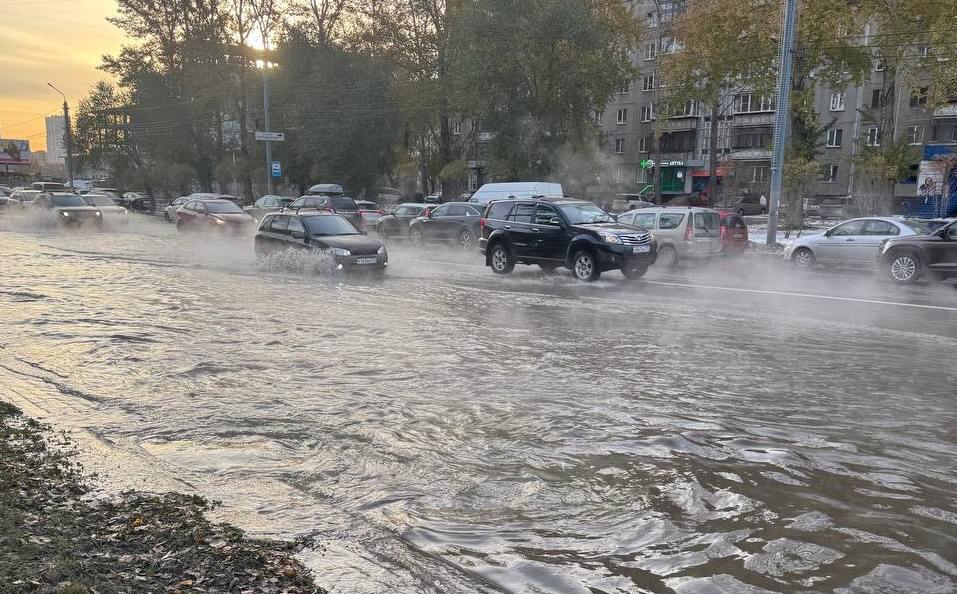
[0, 0, 125, 151]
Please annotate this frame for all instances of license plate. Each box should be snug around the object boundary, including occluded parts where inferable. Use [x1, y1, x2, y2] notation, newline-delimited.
[632, 245, 651, 253]
[356, 257, 378, 264]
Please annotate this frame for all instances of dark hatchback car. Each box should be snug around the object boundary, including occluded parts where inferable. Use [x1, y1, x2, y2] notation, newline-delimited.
[408, 202, 484, 250]
[283, 194, 362, 229]
[376, 203, 432, 238]
[879, 220, 957, 284]
[33, 193, 103, 226]
[120, 191, 157, 213]
[255, 212, 388, 272]
[176, 198, 256, 233]
[479, 198, 657, 281]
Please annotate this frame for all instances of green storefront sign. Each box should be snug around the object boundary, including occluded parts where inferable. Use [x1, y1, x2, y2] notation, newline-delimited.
[638, 159, 685, 192]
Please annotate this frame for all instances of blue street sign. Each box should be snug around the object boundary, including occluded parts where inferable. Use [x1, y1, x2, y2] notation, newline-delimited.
[271, 161, 281, 178]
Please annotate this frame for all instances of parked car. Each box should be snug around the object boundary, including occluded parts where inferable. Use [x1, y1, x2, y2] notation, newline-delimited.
[254, 212, 388, 272]
[818, 197, 861, 220]
[469, 182, 563, 205]
[716, 194, 767, 215]
[480, 198, 656, 281]
[164, 196, 190, 222]
[718, 211, 749, 254]
[424, 193, 443, 204]
[376, 203, 431, 238]
[9, 189, 41, 206]
[29, 182, 66, 192]
[355, 200, 384, 228]
[245, 195, 294, 220]
[32, 193, 103, 226]
[785, 217, 933, 269]
[283, 194, 362, 229]
[186, 192, 241, 205]
[175, 198, 256, 233]
[120, 191, 156, 213]
[408, 201, 484, 250]
[82, 193, 129, 221]
[615, 207, 722, 267]
[85, 187, 124, 205]
[880, 220, 957, 283]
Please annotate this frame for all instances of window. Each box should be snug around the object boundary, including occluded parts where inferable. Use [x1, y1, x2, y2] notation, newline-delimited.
[430, 204, 451, 217]
[733, 94, 774, 114]
[464, 205, 482, 216]
[952, 126, 957, 142]
[270, 215, 289, 233]
[640, 105, 655, 121]
[917, 46, 929, 58]
[735, 94, 752, 113]
[509, 203, 536, 223]
[452, 121, 461, 135]
[487, 201, 512, 220]
[830, 220, 865, 236]
[595, 110, 604, 125]
[866, 126, 881, 146]
[642, 74, 655, 92]
[732, 126, 772, 149]
[619, 82, 630, 94]
[615, 138, 625, 154]
[534, 205, 560, 226]
[617, 108, 628, 124]
[646, 11, 659, 27]
[658, 213, 684, 229]
[862, 220, 899, 236]
[870, 89, 882, 110]
[644, 42, 657, 61]
[822, 164, 839, 183]
[907, 125, 924, 145]
[829, 92, 846, 112]
[445, 204, 467, 216]
[751, 165, 770, 182]
[638, 136, 649, 152]
[910, 87, 929, 108]
[826, 128, 843, 147]
[875, 56, 885, 71]
[287, 216, 305, 235]
[634, 213, 657, 228]
[660, 130, 696, 152]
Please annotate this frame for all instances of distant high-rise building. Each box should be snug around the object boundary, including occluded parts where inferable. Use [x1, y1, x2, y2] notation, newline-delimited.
[45, 115, 66, 165]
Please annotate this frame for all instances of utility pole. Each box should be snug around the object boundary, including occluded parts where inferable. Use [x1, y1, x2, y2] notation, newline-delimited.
[766, 0, 798, 245]
[651, 0, 664, 204]
[261, 62, 273, 195]
[47, 83, 74, 190]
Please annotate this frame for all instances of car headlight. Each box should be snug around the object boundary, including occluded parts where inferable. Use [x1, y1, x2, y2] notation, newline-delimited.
[377, 245, 386, 255]
[94, 211, 102, 217]
[601, 234, 622, 244]
[120, 208, 128, 214]
[328, 247, 351, 256]
[214, 218, 225, 225]
[61, 211, 70, 217]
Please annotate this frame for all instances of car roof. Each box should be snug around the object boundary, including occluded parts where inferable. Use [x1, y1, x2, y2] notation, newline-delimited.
[196, 198, 236, 203]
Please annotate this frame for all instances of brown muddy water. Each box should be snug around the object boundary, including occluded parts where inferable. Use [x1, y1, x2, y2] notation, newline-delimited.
[0, 216, 954, 593]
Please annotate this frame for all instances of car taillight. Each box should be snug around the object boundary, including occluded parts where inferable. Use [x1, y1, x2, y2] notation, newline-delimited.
[684, 222, 694, 241]
[480, 217, 486, 230]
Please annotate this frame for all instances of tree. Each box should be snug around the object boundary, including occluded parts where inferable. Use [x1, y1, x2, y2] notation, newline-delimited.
[451, 0, 640, 181]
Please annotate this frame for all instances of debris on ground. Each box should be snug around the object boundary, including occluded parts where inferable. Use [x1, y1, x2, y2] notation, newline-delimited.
[0, 401, 325, 594]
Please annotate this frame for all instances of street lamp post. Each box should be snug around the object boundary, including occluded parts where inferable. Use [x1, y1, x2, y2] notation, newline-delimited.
[261, 62, 273, 195]
[47, 83, 74, 190]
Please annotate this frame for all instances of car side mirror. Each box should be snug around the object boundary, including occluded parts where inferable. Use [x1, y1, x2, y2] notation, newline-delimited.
[824, 229, 833, 237]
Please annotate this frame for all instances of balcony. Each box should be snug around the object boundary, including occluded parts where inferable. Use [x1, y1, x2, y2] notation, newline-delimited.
[933, 103, 957, 118]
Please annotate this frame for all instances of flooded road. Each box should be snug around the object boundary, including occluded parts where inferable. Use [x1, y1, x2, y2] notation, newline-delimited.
[0, 217, 955, 593]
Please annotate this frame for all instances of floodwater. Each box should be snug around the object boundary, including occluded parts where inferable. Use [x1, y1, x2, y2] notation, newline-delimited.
[0, 215, 955, 593]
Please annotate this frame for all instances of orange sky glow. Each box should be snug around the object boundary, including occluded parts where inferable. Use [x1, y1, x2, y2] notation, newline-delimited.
[0, 0, 125, 151]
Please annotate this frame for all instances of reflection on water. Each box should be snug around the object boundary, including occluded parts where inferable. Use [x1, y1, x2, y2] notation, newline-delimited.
[0, 222, 954, 593]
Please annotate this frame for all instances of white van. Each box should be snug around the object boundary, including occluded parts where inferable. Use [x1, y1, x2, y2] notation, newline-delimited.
[469, 182, 563, 205]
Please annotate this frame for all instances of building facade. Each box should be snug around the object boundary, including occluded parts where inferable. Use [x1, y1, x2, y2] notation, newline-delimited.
[45, 115, 66, 165]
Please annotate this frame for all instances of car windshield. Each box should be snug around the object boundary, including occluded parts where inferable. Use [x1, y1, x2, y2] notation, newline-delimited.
[52, 196, 88, 207]
[205, 201, 243, 213]
[558, 203, 614, 224]
[302, 215, 360, 236]
[83, 195, 118, 207]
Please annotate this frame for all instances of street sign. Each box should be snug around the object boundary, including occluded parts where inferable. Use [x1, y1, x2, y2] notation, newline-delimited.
[255, 131, 285, 142]
[271, 161, 282, 178]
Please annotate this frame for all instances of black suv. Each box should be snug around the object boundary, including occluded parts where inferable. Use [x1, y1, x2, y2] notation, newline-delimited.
[479, 199, 656, 281]
[255, 212, 388, 272]
[879, 220, 957, 283]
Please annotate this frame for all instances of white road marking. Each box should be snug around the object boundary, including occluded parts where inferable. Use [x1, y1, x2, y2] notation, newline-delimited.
[639, 279, 957, 312]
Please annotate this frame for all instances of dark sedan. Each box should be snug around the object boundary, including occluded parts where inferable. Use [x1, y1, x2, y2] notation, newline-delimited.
[255, 213, 388, 272]
[880, 220, 957, 283]
[376, 203, 432, 238]
[176, 198, 256, 233]
[33, 193, 103, 226]
[408, 202, 483, 250]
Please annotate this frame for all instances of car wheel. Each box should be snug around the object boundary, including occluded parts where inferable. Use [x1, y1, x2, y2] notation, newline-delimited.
[458, 228, 474, 251]
[572, 250, 601, 282]
[888, 252, 921, 284]
[489, 243, 515, 275]
[657, 245, 679, 269]
[622, 265, 648, 279]
[538, 263, 560, 274]
[792, 247, 815, 269]
[409, 226, 424, 248]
